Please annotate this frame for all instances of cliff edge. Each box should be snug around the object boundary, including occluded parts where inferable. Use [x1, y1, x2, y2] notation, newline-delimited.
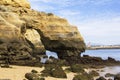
[0, 0, 85, 65]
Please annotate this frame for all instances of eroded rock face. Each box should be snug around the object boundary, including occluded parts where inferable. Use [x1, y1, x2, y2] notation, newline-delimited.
[0, 0, 30, 8]
[24, 29, 45, 55]
[0, 0, 85, 65]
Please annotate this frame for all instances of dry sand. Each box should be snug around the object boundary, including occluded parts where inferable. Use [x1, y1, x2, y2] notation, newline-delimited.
[0, 65, 76, 80]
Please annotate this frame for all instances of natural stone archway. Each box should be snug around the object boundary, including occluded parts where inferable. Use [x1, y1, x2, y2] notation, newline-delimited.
[0, 0, 86, 65]
[35, 28, 85, 62]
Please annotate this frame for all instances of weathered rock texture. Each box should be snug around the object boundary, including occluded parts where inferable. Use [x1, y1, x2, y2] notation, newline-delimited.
[0, 0, 85, 65]
[0, 0, 30, 8]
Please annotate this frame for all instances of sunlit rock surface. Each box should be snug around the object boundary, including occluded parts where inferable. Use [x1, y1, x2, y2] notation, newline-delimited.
[0, 0, 30, 8]
[0, 0, 85, 65]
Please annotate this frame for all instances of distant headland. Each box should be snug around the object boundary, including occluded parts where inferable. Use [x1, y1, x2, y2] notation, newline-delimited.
[87, 44, 120, 50]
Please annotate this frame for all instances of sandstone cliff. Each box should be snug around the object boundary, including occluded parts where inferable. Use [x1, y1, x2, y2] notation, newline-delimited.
[0, 0, 30, 8]
[0, 0, 85, 65]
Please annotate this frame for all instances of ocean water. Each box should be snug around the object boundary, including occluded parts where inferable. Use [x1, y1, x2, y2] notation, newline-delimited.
[46, 49, 120, 78]
[46, 50, 58, 58]
[82, 49, 120, 79]
[82, 49, 120, 61]
[41, 50, 58, 63]
[46, 49, 120, 61]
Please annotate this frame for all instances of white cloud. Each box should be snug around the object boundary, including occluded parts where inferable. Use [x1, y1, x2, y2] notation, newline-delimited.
[31, 4, 54, 11]
[58, 10, 81, 17]
[28, 0, 120, 45]
[29, 0, 71, 7]
[77, 15, 120, 44]
[38, 0, 113, 6]
[89, 0, 113, 5]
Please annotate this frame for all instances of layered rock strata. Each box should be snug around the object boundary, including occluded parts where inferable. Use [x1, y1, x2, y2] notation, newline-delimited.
[0, 0, 30, 8]
[0, 0, 86, 65]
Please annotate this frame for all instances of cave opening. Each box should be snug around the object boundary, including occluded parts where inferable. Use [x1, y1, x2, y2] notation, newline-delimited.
[46, 50, 58, 59]
[40, 50, 58, 63]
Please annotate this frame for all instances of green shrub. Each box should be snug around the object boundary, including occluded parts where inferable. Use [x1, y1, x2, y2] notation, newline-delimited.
[47, 13, 54, 16]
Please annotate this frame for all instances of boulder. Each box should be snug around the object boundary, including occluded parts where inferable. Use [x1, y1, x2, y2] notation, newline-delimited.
[0, 63, 10, 68]
[70, 64, 85, 73]
[105, 73, 114, 77]
[89, 70, 99, 77]
[73, 73, 93, 80]
[25, 73, 45, 80]
[51, 66, 67, 78]
[96, 76, 106, 80]
[80, 56, 104, 65]
[31, 69, 38, 73]
[45, 57, 68, 66]
[114, 73, 120, 80]
[41, 64, 67, 78]
[107, 57, 116, 62]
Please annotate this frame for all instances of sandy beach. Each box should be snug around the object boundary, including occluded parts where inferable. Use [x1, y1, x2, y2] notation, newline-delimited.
[0, 65, 76, 80]
[0, 65, 44, 80]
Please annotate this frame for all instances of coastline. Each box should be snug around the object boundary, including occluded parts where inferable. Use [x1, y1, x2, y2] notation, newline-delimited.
[87, 47, 120, 50]
[0, 65, 76, 80]
[1, 65, 120, 80]
[0, 65, 44, 80]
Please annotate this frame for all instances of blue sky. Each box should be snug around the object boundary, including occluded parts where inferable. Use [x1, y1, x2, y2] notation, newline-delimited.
[29, 0, 120, 45]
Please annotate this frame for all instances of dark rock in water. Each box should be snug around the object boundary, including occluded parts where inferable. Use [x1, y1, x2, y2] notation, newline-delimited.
[83, 55, 90, 57]
[107, 57, 116, 62]
[89, 70, 99, 77]
[31, 69, 38, 73]
[49, 56, 56, 60]
[72, 73, 94, 80]
[114, 73, 120, 80]
[100, 70, 105, 72]
[105, 73, 114, 77]
[43, 55, 48, 58]
[80, 56, 104, 65]
[25, 73, 45, 80]
[70, 64, 85, 73]
[41, 64, 67, 78]
[96, 76, 106, 80]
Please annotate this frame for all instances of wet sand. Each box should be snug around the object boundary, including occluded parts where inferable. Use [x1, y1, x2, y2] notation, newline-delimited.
[97, 66, 120, 79]
[88, 66, 120, 80]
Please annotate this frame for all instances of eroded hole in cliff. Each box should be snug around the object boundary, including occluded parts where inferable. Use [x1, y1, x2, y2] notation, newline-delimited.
[46, 50, 58, 59]
[40, 50, 58, 63]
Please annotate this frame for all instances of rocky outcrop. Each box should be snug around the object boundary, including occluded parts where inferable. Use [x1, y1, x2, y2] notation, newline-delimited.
[0, 0, 30, 8]
[0, 0, 85, 65]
